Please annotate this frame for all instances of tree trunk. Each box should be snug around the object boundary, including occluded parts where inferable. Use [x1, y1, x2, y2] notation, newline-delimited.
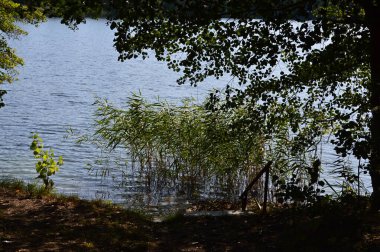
[367, 6, 380, 210]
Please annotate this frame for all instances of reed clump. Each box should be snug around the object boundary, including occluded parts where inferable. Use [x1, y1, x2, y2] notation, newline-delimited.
[90, 93, 266, 200]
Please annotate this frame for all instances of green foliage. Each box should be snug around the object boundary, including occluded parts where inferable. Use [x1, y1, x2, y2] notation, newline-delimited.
[0, 0, 46, 107]
[110, 11, 371, 162]
[16, 0, 105, 28]
[84, 93, 266, 199]
[30, 133, 63, 190]
[272, 165, 326, 206]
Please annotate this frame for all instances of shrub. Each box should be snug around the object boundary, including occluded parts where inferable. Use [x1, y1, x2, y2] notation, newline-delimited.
[30, 133, 63, 190]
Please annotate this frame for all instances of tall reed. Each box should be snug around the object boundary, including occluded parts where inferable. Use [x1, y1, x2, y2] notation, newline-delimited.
[91, 93, 266, 200]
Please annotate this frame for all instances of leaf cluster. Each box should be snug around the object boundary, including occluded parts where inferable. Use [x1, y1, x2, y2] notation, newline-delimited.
[272, 159, 326, 205]
[0, 0, 46, 107]
[30, 133, 63, 189]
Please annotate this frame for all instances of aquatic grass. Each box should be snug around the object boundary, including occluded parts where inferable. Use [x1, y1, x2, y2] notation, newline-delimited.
[0, 179, 26, 190]
[80, 93, 349, 206]
[0, 179, 50, 197]
[69, 93, 368, 209]
[87, 93, 266, 200]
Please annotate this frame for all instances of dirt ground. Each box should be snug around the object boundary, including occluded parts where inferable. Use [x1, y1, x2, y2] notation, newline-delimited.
[1, 185, 380, 251]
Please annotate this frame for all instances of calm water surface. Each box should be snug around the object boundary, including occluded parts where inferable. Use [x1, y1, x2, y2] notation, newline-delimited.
[0, 19, 371, 208]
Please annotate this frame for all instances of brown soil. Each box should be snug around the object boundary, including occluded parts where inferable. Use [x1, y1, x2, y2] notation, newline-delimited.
[1, 186, 380, 251]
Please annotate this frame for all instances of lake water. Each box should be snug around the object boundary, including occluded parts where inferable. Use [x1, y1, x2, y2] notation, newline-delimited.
[0, 19, 372, 209]
[1, 19, 229, 206]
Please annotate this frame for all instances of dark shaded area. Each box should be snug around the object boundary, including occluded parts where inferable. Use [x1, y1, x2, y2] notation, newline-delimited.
[157, 203, 379, 252]
[1, 185, 380, 251]
[0, 188, 152, 251]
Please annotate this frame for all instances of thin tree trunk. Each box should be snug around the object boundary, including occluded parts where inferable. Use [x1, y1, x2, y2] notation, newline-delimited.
[367, 6, 380, 210]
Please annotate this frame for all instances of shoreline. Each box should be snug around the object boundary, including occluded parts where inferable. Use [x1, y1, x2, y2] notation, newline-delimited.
[1, 180, 379, 251]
